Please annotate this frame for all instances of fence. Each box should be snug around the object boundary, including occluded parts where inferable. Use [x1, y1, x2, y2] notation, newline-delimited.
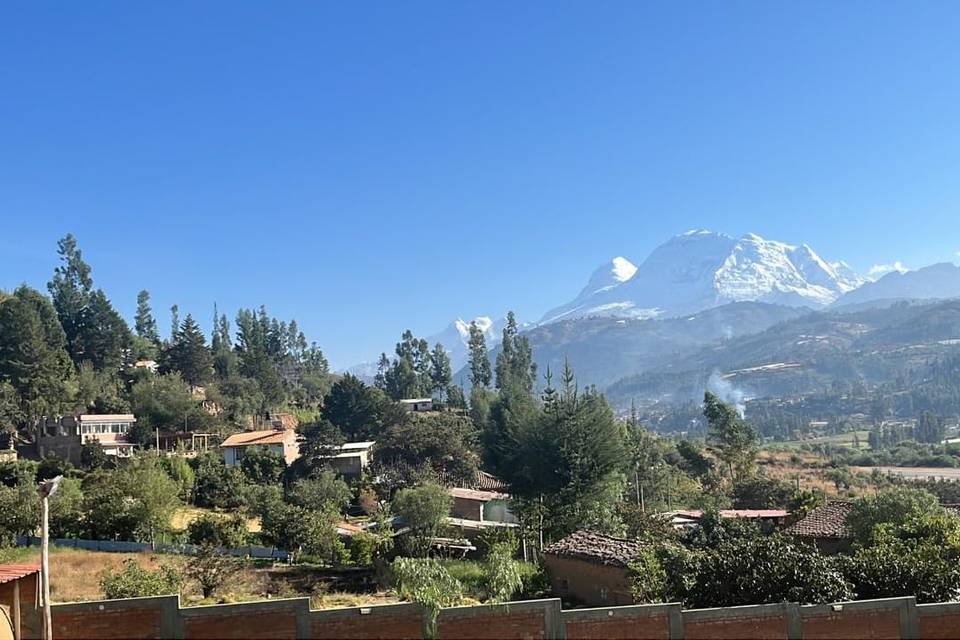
[33, 594, 957, 639]
[15, 536, 290, 560]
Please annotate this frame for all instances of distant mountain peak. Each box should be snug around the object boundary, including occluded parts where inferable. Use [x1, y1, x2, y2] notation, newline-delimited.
[540, 231, 866, 324]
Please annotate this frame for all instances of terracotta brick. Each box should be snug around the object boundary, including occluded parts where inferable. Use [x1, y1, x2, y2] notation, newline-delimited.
[309, 613, 424, 639]
[184, 610, 297, 639]
[565, 614, 670, 640]
[801, 610, 900, 639]
[53, 606, 163, 640]
[438, 610, 545, 639]
[919, 611, 960, 639]
[684, 615, 788, 640]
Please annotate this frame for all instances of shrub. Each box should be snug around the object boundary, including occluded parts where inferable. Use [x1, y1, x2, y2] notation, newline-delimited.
[485, 541, 522, 603]
[100, 559, 182, 599]
[392, 557, 463, 638]
[187, 514, 248, 548]
[185, 546, 242, 599]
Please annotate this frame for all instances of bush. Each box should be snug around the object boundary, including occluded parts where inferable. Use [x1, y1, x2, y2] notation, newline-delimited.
[349, 530, 393, 567]
[187, 514, 248, 548]
[185, 546, 242, 598]
[287, 472, 352, 513]
[392, 557, 463, 638]
[100, 559, 182, 599]
[485, 540, 522, 603]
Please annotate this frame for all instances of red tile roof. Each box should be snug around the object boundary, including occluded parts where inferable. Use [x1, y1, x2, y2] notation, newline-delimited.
[783, 501, 853, 539]
[474, 470, 508, 491]
[544, 530, 644, 568]
[0, 564, 40, 585]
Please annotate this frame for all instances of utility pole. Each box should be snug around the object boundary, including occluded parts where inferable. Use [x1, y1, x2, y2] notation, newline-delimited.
[38, 475, 63, 640]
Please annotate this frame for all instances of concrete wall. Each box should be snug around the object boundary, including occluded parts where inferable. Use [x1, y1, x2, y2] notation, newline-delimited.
[41, 594, 934, 639]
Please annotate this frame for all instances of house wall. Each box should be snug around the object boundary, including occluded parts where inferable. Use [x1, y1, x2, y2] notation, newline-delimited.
[0, 574, 40, 640]
[542, 555, 634, 607]
[42, 593, 932, 640]
[451, 497, 483, 521]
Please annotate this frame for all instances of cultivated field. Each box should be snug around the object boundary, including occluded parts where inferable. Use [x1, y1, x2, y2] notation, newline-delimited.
[852, 466, 960, 480]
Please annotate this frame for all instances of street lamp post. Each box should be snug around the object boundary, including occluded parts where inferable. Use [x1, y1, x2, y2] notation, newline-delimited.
[38, 475, 63, 640]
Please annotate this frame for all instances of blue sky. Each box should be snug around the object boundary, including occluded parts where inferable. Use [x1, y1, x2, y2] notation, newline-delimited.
[3, 2, 960, 368]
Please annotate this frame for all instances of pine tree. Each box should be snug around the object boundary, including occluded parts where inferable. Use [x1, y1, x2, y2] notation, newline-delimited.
[80, 290, 132, 371]
[0, 287, 73, 425]
[47, 233, 93, 364]
[494, 312, 535, 394]
[167, 314, 213, 387]
[374, 353, 391, 391]
[468, 321, 492, 389]
[169, 305, 180, 343]
[135, 290, 160, 343]
[429, 343, 452, 399]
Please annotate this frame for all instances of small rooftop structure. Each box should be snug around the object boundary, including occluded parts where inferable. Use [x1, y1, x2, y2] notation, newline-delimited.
[661, 508, 789, 530]
[220, 428, 300, 466]
[783, 501, 854, 541]
[544, 530, 643, 569]
[399, 398, 434, 412]
[449, 486, 517, 524]
[0, 565, 39, 586]
[328, 441, 375, 478]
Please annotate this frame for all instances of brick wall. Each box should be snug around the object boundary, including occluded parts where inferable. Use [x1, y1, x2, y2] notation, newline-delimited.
[918, 602, 960, 639]
[42, 592, 932, 639]
[542, 555, 633, 607]
[562, 603, 677, 639]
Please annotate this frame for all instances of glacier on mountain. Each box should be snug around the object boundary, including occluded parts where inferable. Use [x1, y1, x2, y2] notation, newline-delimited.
[540, 231, 868, 323]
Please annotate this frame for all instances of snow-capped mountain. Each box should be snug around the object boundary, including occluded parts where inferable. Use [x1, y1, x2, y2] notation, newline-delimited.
[540, 231, 867, 323]
[834, 262, 960, 307]
[426, 316, 503, 372]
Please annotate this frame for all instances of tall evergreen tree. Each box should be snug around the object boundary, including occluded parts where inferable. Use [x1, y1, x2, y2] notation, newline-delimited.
[135, 290, 160, 343]
[80, 290, 132, 371]
[494, 312, 535, 393]
[468, 321, 492, 389]
[0, 287, 73, 426]
[47, 233, 93, 364]
[166, 314, 213, 387]
[169, 305, 180, 343]
[429, 343, 452, 399]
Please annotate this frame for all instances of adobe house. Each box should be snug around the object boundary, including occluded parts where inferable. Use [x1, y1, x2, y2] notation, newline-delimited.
[221, 427, 301, 466]
[0, 564, 40, 640]
[543, 530, 643, 607]
[782, 501, 855, 554]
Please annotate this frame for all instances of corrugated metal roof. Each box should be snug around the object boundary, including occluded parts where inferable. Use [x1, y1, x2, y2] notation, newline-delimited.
[449, 487, 509, 502]
[221, 429, 295, 447]
[0, 564, 40, 585]
[79, 414, 135, 422]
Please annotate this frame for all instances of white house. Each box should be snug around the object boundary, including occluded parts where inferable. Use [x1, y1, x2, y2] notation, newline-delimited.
[399, 398, 434, 412]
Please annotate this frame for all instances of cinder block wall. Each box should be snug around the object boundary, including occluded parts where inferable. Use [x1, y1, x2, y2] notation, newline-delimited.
[43, 593, 938, 639]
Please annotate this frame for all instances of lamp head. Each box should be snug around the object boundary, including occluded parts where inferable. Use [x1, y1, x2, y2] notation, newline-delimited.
[38, 475, 63, 499]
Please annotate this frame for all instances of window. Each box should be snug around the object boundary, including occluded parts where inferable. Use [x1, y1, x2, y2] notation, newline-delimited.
[560, 579, 569, 592]
[599, 587, 609, 602]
